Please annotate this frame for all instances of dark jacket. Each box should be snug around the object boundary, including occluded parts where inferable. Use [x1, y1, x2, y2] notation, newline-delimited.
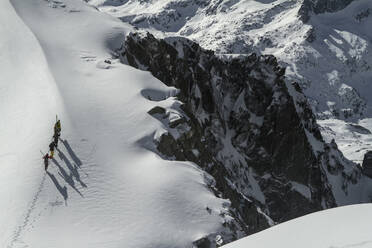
[49, 142, 55, 151]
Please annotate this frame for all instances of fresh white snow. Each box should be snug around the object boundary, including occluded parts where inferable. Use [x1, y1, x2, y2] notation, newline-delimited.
[223, 204, 372, 248]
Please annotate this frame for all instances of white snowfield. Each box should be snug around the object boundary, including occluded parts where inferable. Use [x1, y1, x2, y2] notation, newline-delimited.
[223, 204, 372, 248]
[0, 0, 232, 247]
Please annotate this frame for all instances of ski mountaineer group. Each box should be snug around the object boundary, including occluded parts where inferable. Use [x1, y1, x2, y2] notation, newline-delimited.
[43, 117, 62, 171]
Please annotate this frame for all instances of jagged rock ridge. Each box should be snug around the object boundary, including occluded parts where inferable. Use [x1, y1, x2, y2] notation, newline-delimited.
[114, 32, 365, 246]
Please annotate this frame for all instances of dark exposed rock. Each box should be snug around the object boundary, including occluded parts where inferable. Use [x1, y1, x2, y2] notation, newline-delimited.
[147, 106, 166, 115]
[305, 27, 316, 43]
[193, 236, 211, 248]
[299, 0, 356, 22]
[362, 151, 372, 177]
[355, 8, 371, 22]
[117, 31, 361, 246]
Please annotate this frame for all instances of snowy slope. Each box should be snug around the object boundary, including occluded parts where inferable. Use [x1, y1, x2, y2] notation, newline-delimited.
[222, 204, 372, 248]
[0, 0, 66, 245]
[0, 0, 234, 247]
[89, 0, 372, 164]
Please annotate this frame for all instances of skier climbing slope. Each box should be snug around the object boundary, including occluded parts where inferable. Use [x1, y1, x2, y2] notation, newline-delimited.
[54, 118, 61, 138]
[0, 0, 66, 246]
[1, 0, 233, 247]
[42, 153, 50, 171]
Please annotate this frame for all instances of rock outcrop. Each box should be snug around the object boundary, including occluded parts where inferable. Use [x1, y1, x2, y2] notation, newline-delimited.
[116, 31, 362, 246]
[362, 151, 372, 177]
[299, 0, 356, 22]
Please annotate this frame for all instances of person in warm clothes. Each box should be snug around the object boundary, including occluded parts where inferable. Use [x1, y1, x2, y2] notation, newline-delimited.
[43, 153, 50, 171]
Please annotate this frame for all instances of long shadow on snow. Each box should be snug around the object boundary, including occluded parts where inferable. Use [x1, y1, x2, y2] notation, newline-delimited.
[57, 147, 87, 188]
[46, 171, 68, 203]
[61, 139, 82, 167]
[52, 157, 84, 197]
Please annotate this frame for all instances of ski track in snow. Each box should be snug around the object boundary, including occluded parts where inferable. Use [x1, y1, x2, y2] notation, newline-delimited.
[7, 141, 88, 248]
[8, 173, 47, 248]
[331, 241, 372, 248]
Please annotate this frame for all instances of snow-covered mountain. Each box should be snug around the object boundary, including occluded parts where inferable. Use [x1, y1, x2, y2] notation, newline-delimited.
[117, 29, 372, 237]
[87, 0, 372, 244]
[90, 0, 372, 163]
[1, 0, 372, 247]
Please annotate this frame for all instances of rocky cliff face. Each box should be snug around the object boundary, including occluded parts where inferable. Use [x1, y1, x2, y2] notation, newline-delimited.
[116, 32, 363, 246]
[299, 0, 356, 22]
[90, 1, 372, 124]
